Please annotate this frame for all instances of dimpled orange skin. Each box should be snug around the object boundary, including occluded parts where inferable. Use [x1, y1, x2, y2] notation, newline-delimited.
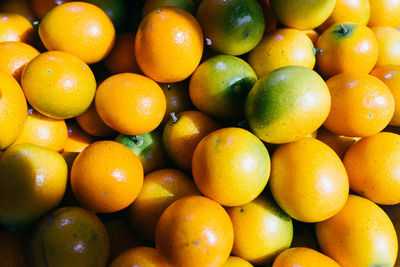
[155, 195, 234, 267]
[0, 13, 33, 43]
[323, 72, 395, 137]
[269, 138, 349, 223]
[372, 27, 400, 67]
[371, 65, 400, 126]
[316, 23, 378, 79]
[12, 108, 68, 152]
[95, 73, 166, 135]
[162, 110, 219, 171]
[272, 247, 340, 267]
[38, 2, 115, 64]
[128, 168, 200, 241]
[368, 0, 400, 28]
[0, 42, 39, 82]
[21, 51, 97, 119]
[70, 141, 144, 213]
[110, 247, 170, 267]
[316, 195, 398, 267]
[63, 121, 96, 153]
[343, 132, 400, 205]
[135, 7, 203, 83]
[192, 127, 270, 207]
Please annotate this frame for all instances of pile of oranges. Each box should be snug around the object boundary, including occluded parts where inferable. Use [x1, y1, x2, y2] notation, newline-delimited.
[1, 0, 400, 266]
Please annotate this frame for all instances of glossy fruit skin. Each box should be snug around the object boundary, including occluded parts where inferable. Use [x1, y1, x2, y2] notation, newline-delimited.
[226, 194, 293, 265]
[128, 168, 200, 241]
[192, 127, 270, 207]
[196, 0, 264, 55]
[269, 138, 349, 223]
[372, 27, 400, 67]
[30, 206, 109, 267]
[0, 143, 67, 228]
[155, 195, 234, 267]
[0, 71, 28, 150]
[272, 247, 340, 267]
[83, 0, 128, 32]
[316, 195, 398, 267]
[0, 13, 34, 43]
[222, 256, 253, 267]
[21, 51, 97, 119]
[110, 247, 169, 267]
[95, 73, 166, 135]
[135, 6, 203, 83]
[70, 141, 144, 213]
[245, 66, 330, 144]
[143, 0, 197, 16]
[270, 0, 336, 30]
[38, 2, 115, 64]
[323, 72, 394, 137]
[368, 0, 400, 28]
[316, 23, 378, 79]
[248, 28, 316, 78]
[189, 55, 257, 120]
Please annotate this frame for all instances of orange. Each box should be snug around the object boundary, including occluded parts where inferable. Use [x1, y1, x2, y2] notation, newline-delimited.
[371, 64, 400, 126]
[30, 0, 69, 19]
[38, 2, 115, 64]
[248, 28, 316, 78]
[30, 206, 109, 267]
[21, 51, 96, 119]
[192, 127, 270, 206]
[0, 13, 33, 43]
[245, 66, 330, 144]
[0, 70, 27, 150]
[382, 204, 400, 267]
[270, 0, 336, 30]
[12, 108, 68, 152]
[317, 126, 360, 159]
[135, 7, 203, 83]
[70, 140, 144, 213]
[0, 41, 39, 82]
[63, 121, 96, 153]
[316, 194, 398, 267]
[155, 195, 234, 267]
[343, 132, 400, 205]
[226, 194, 293, 265]
[142, 0, 197, 16]
[0, 0, 37, 23]
[316, 23, 378, 79]
[0, 228, 29, 267]
[318, 0, 370, 32]
[162, 110, 219, 171]
[128, 168, 200, 241]
[222, 256, 253, 267]
[323, 72, 395, 137]
[269, 138, 349, 223]
[368, 0, 400, 28]
[0, 143, 67, 228]
[110, 247, 169, 267]
[272, 247, 340, 267]
[302, 29, 319, 46]
[76, 102, 116, 138]
[95, 73, 166, 135]
[104, 32, 141, 75]
[372, 27, 400, 66]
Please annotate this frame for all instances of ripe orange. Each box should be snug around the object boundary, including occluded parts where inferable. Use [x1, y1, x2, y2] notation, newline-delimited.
[368, 0, 400, 28]
[38, 2, 115, 64]
[269, 138, 349, 223]
[63, 121, 96, 153]
[323, 72, 395, 137]
[222, 256, 253, 267]
[155, 195, 234, 267]
[135, 7, 203, 83]
[317, 127, 360, 159]
[382, 204, 400, 267]
[76, 102, 116, 138]
[70, 140, 144, 213]
[110, 247, 169, 267]
[30, 0, 69, 19]
[371, 27, 400, 66]
[0, 13, 33, 43]
[273, 247, 340, 267]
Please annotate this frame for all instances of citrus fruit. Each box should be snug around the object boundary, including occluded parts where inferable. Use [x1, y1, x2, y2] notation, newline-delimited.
[192, 127, 270, 206]
[30, 0, 69, 19]
[323, 72, 395, 137]
[83, 0, 128, 32]
[135, 6, 203, 83]
[316, 23, 378, 79]
[0, 143, 67, 228]
[368, 0, 400, 28]
[155, 195, 234, 267]
[317, 127, 360, 159]
[245, 66, 330, 144]
[30, 206, 109, 267]
[0, 0, 37, 23]
[143, 0, 197, 16]
[0, 228, 29, 267]
[70, 140, 144, 213]
[196, 0, 265, 55]
[302, 29, 319, 46]
[372, 27, 400, 66]
[222, 256, 253, 267]
[21, 50, 96, 119]
[248, 28, 316, 78]
[110, 247, 169, 267]
[269, 138, 349, 223]
[38, 2, 115, 64]
[272, 247, 340, 267]
[382, 204, 400, 267]
[316, 194, 398, 267]
[95, 73, 166, 135]
[226, 194, 293, 265]
[257, 0, 277, 33]
[0, 70, 27, 150]
[63, 121, 96, 153]
[270, 0, 336, 30]
[0, 13, 33, 43]
[189, 55, 257, 120]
